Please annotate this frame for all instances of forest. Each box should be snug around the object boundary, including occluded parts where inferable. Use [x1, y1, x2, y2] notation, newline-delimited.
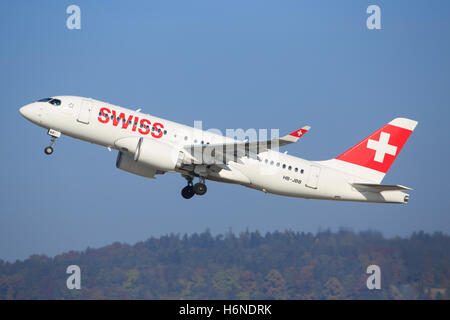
[0, 229, 449, 299]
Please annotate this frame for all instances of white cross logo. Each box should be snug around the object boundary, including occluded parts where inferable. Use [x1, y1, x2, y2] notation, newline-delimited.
[367, 132, 397, 163]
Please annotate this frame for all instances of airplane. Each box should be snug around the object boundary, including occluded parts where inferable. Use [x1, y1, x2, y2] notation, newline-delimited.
[19, 96, 418, 203]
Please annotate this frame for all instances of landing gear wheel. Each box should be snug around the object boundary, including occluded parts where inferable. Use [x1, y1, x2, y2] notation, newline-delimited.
[181, 186, 195, 199]
[44, 133, 58, 155]
[44, 146, 53, 155]
[193, 183, 207, 196]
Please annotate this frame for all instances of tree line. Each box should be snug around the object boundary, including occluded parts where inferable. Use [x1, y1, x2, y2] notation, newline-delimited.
[0, 229, 449, 299]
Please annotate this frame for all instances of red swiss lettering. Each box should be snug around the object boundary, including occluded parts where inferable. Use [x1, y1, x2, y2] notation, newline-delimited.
[151, 122, 164, 139]
[138, 119, 151, 135]
[98, 108, 164, 137]
[98, 107, 111, 124]
[132, 116, 139, 132]
[111, 110, 128, 127]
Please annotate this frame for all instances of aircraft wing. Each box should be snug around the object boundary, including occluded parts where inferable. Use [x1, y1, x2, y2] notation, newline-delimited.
[182, 126, 310, 164]
[351, 183, 412, 192]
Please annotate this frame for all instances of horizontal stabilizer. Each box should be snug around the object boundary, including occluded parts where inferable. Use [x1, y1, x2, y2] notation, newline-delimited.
[351, 183, 412, 192]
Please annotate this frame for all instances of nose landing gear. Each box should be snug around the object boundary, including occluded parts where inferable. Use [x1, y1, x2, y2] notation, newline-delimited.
[44, 129, 61, 155]
[44, 144, 54, 155]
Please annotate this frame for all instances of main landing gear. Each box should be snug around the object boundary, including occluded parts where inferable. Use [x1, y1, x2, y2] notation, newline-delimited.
[181, 176, 207, 199]
[181, 180, 195, 199]
[44, 129, 61, 155]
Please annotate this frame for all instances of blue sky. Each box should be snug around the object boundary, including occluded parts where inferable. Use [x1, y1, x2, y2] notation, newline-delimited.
[1, 0, 449, 262]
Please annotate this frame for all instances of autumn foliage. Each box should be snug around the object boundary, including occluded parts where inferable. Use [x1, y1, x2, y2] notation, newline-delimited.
[0, 230, 449, 299]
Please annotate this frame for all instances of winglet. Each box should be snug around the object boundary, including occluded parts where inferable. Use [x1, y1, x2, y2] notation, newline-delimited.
[289, 126, 310, 138]
[278, 125, 311, 146]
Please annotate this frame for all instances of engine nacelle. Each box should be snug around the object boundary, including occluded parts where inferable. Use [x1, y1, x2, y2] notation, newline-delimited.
[116, 151, 157, 178]
[134, 137, 184, 172]
[114, 137, 185, 174]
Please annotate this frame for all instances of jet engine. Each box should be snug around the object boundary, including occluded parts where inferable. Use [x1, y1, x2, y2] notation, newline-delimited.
[133, 137, 184, 172]
[115, 137, 185, 176]
[116, 151, 157, 178]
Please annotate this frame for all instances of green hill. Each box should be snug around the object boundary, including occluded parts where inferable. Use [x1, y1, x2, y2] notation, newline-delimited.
[1, 230, 449, 299]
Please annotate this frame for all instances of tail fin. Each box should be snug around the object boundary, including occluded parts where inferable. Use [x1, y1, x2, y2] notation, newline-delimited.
[321, 118, 418, 183]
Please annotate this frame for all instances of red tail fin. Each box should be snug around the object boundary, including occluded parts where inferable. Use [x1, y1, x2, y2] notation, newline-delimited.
[335, 118, 418, 174]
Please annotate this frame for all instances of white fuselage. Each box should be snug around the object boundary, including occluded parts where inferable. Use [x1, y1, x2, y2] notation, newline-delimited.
[19, 96, 409, 204]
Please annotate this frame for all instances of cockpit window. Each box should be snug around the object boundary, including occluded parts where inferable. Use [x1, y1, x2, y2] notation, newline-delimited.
[37, 97, 61, 106]
[37, 98, 52, 102]
[49, 99, 61, 106]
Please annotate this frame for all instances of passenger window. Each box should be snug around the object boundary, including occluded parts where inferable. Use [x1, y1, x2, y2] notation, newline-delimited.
[300, 169, 304, 174]
[270, 160, 274, 165]
[282, 164, 286, 169]
[295, 168, 298, 173]
[288, 166, 292, 170]
[276, 162, 280, 167]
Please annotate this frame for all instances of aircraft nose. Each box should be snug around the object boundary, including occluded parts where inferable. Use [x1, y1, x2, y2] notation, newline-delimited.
[19, 105, 31, 118]
[19, 103, 37, 121]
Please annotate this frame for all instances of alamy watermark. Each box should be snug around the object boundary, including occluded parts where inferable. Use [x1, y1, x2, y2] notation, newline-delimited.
[64, 5, 380, 31]
[366, 265, 381, 290]
[367, 5, 381, 30]
[174, 120, 284, 176]
[66, 5, 81, 30]
[66, 265, 81, 290]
